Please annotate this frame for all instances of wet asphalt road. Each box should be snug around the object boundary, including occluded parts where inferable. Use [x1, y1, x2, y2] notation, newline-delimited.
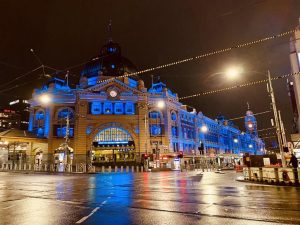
[0, 171, 299, 225]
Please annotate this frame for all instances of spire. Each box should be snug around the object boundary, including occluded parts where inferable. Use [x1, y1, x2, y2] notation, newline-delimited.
[246, 101, 250, 110]
[107, 19, 113, 42]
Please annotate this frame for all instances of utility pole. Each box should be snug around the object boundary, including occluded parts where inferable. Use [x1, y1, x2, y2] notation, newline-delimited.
[267, 70, 286, 166]
[278, 110, 287, 147]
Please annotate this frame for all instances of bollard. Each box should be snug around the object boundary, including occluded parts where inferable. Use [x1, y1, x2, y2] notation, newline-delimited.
[141, 166, 143, 172]
[115, 166, 118, 173]
[126, 166, 129, 173]
[120, 166, 123, 173]
[109, 166, 112, 173]
[136, 166, 139, 173]
[102, 166, 105, 173]
[131, 166, 134, 173]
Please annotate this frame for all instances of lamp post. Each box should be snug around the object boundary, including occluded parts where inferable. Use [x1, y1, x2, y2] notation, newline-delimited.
[267, 71, 286, 166]
[138, 100, 165, 167]
[217, 67, 286, 166]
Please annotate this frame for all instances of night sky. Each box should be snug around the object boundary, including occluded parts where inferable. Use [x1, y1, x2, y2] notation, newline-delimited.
[0, 0, 300, 144]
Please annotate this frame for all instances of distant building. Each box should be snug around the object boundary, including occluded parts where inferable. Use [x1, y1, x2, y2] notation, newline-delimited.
[8, 99, 30, 130]
[0, 109, 21, 131]
[0, 39, 264, 166]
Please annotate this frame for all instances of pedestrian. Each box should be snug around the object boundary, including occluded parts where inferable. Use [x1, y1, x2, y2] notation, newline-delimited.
[289, 153, 299, 184]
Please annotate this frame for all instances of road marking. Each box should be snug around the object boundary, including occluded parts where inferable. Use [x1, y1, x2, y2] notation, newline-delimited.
[2, 205, 14, 210]
[101, 200, 107, 205]
[76, 207, 100, 224]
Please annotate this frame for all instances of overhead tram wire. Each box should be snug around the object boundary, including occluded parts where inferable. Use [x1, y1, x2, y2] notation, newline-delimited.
[0, 65, 43, 89]
[178, 70, 300, 100]
[27, 27, 297, 84]
[0, 27, 298, 93]
[257, 127, 276, 132]
[0, 79, 36, 94]
[0, 49, 63, 90]
[228, 110, 271, 121]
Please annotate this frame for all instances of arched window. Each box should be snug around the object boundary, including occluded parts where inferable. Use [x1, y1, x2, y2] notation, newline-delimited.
[33, 110, 45, 137]
[150, 125, 161, 136]
[149, 111, 161, 119]
[55, 108, 75, 138]
[171, 111, 177, 121]
[35, 110, 44, 120]
[94, 127, 133, 144]
[57, 108, 74, 120]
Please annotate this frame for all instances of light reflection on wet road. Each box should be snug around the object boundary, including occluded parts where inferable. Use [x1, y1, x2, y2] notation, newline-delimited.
[0, 171, 299, 225]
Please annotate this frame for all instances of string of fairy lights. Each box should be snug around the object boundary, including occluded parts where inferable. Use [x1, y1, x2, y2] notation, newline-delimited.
[96, 27, 299, 84]
[0, 27, 298, 98]
[179, 70, 300, 100]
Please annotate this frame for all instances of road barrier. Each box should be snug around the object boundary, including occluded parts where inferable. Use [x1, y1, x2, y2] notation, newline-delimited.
[243, 167, 251, 180]
[243, 166, 299, 185]
[0, 162, 154, 174]
[278, 168, 297, 184]
[250, 167, 263, 182]
[262, 168, 279, 183]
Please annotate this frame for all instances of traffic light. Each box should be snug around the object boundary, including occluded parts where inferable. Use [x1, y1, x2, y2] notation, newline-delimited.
[198, 143, 204, 155]
[178, 151, 183, 158]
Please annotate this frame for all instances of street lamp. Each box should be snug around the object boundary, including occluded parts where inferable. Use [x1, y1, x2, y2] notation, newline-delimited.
[38, 93, 52, 105]
[140, 100, 165, 167]
[200, 125, 208, 133]
[225, 66, 243, 80]
[218, 67, 286, 166]
[157, 100, 165, 109]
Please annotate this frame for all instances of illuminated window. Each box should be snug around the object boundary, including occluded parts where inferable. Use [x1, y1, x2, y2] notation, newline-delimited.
[88, 77, 98, 86]
[149, 111, 160, 119]
[125, 102, 135, 115]
[90, 102, 102, 115]
[128, 78, 138, 88]
[172, 126, 178, 136]
[150, 125, 161, 136]
[35, 111, 44, 120]
[103, 102, 113, 114]
[114, 103, 124, 114]
[57, 127, 74, 137]
[171, 112, 177, 121]
[94, 127, 133, 143]
[37, 127, 44, 137]
[57, 108, 74, 119]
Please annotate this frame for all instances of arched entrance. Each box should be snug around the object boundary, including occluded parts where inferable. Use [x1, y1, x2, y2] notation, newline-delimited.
[91, 127, 135, 163]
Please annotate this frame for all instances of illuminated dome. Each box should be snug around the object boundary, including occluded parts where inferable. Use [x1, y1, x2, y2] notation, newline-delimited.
[80, 40, 137, 80]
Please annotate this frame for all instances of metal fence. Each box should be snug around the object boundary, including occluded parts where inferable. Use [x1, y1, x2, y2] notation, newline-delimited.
[0, 163, 147, 173]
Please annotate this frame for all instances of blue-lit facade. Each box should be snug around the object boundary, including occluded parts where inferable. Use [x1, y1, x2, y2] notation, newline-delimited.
[27, 39, 264, 165]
